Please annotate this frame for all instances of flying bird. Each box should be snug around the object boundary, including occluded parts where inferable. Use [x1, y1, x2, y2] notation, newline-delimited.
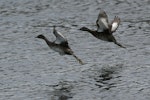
[36, 26, 84, 64]
[80, 9, 125, 48]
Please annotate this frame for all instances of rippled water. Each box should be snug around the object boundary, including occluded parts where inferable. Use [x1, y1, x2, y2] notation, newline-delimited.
[0, 0, 150, 100]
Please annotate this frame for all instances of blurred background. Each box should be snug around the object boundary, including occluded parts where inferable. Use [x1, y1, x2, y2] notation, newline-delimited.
[0, 0, 150, 100]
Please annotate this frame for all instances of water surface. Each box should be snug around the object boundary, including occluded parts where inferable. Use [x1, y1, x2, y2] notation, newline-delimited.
[0, 0, 150, 100]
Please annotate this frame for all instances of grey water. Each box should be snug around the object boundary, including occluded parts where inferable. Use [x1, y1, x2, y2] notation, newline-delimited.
[0, 0, 150, 100]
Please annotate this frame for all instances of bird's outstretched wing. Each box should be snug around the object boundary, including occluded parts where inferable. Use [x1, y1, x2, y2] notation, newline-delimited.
[53, 26, 68, 44]
[110, 16, 120, 33]
[96, 9, 109, 32]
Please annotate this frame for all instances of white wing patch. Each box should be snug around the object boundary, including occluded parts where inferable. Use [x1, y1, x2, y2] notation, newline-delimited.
[111, 22, 118, 32]
[53, 29, 67, 44]
[96, 9, 109, 32]
[97, 18, 109, 32]
[101, 18, 109, 29]
[110, 16, 120, 33]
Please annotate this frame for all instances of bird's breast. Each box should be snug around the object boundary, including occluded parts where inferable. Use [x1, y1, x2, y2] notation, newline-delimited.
[51, 46, 65, 54]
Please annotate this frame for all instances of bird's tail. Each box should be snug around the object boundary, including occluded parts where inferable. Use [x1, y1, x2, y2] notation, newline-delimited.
[72, 53, 84, 65]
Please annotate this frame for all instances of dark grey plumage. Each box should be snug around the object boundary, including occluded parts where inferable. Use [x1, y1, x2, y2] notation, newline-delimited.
[80, 9, 125, 48]
[36, 26, 84, 64]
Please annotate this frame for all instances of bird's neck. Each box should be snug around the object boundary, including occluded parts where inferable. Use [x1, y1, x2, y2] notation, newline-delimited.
[42, 37, 54, 47]
[83, 27, 98, 37]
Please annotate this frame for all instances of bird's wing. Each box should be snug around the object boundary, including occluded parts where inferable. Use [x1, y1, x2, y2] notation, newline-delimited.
[110, 16, 120, 33]
[53, 26, 68, 44]
[96, 9, 109, 32]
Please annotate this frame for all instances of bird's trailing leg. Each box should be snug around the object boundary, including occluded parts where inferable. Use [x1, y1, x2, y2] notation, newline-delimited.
[72, 54, 84, 65]
[114, 41, 126, 48]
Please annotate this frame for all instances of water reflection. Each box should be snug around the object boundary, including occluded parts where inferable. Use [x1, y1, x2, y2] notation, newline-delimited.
[1, 0, 150, 99]
[48, 81, 73, 100]
[94, 65, 122, 90]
